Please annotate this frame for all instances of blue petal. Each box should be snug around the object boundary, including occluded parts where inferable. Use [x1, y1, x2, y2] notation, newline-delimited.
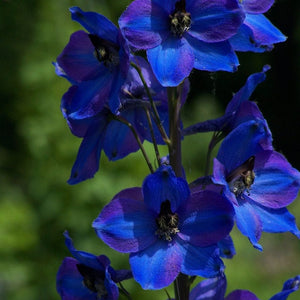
[93, 197, 157, 253]
[118, 0, 170, 50]
[68, 119, 105, 184]
[129, 239, 183, 289]
[269, 275, 300, 300]
[70, 7, 119, 44]
[147, 36, 194, 86]
[190, 276, 227, 300]
[234, 198, 263, 250]
[242, 0, 274, 14]
[218, 235, 236, 259]
[178, 241, 224, 277]
[142, 165, 190, 213]
[245, 14, 287, 46]
[185, 35, 239, 72]
[225, 290, 259, 300]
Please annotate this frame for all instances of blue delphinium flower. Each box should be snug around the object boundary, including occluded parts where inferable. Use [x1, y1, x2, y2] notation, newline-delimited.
[56, 231, 132, 300]
[187, 274, 300, 300]
[119, 0, 244, 86]
[93, 165, 234, 289]
[183, 65, 272, 146]
[212, 120, 300, 250]
[63, 56, 189, 184]
[56, 7, 130, 115]
[229, 0, 286, 52]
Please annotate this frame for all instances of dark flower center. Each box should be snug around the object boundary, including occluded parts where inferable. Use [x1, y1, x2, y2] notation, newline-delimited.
[77, 264, 108, 298]
[226, 156, 255, 196]
[88, 34, 120, 68]
[169, 0, 191, 37]
[155, 200, 179, 241]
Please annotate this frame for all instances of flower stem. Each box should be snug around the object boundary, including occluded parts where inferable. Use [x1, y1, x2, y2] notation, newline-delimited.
[168, 85, 190, 300]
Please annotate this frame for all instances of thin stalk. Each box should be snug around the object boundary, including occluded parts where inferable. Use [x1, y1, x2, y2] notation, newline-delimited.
[144, 107, 162, 166]
[130, 62, 170, 145]
[168, 85, 190, 300]
[118, 282, 133, 300]
[113, 115, 154, 173]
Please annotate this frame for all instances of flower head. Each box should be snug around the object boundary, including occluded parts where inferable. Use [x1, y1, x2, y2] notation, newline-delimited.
[55, 7, 130, 115]
[93, 165, 234, 289]
[119, 0, 244, 86]
[213, 120, 300, 249]
[56, 231, 132, 300]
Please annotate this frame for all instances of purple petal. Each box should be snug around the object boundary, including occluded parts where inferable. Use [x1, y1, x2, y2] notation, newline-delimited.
[70, 7, 119, 44]
[190, 276, 227, 300]
[242, 0, 274, 14]
[187, 0, 244, 42]
[112, 187, 143, 202]
[245, 14, 287, 46]
[142, 165, 190, 213]
[57, 257, 97, 300]
[178, 241, 224, 277]
[178, 190, 234, 247]
[118, 0, 169, 50]
[93, 197, 157, 253]
[68, 121, 105, 184]
[57, 31, 101, 82]
[225, 290, 259, 300]
[185, 35, 239, 72]
[147, 36, 194, 86]
[218, 235, 236, 259]
[129, 239, 182, 289]
[250, 151, 300, 208]
[234, 199, 263, 250]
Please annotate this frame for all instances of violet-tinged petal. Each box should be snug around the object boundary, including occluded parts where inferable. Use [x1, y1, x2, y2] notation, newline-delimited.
[70, 7, 119, 44]
[63, 231, 106, 271]
[269, 275, 300, 300]
[103, 114, 141, 161]
[178, 190, 234, 247]
[250, 151, 300, 208]
[225, 290, 259, 300]
[229, 24, 270, 52]
[246, 198, 300, 238]
[178, 241, 224, 278]
[57, 257, 97, 300]
[185, 35, 239, 72]
[190, 276, 227, 300]
[129, 239, 182, 289]
[245, 14, 287, 46]
[118, 0, 170, 50]
[187, 0, 245, 42]
[68, 121, 104, 184]
[53, 62, 76, 84]
[218, 235, 236, 259]
[93, 197, 157, 253]
[242, 0, 274, 14]
[142, 165, 190, 213]
[226, 65, 270, 113]
[217, 119, 270, 173]
[112, 187, 143, 202]
[57, 31, 101, 82]
[147, 36, 194, 87]
[234, 199, 263, 250]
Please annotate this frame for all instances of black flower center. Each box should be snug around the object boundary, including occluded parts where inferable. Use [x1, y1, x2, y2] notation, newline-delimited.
[226, 156, 255, 196]
[169, 0, 191, 37]
[88, 34, 120, 68]
[77, 264, 108, 298]
[155, 200, 179, 241]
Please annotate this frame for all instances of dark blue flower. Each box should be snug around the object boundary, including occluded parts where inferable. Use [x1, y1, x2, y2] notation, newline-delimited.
[213, 120, 300, 250]
[188, 274, 300, 300]
[56, 7, 130, 115]
[56, 231, 132, 300]
[93, 165, 234, 289]
[63, 56, 189, 184]
[229, 0, 286, 52]
[183, 65, 272, 147]
[119, 0, 244, 86]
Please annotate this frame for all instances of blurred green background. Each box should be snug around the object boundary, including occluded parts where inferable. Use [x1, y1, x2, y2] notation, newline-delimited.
[0, 0, 299, 299]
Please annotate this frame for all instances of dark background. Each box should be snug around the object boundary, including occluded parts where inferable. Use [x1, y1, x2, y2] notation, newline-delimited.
[0, 0, 299, 299]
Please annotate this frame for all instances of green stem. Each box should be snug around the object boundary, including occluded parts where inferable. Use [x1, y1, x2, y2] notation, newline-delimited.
[168, 85, 190, 300]
[113, 115, 154, 174]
